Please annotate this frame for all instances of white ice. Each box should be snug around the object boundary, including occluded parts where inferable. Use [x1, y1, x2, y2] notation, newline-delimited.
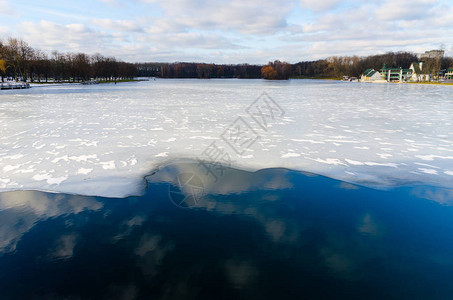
[0, 79, 452, 197]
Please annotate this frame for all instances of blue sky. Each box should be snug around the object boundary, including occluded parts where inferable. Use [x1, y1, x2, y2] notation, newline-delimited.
[1, 0, 452, 63]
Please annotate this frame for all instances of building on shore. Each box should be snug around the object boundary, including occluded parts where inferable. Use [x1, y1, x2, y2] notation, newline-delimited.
[419, 50, 444, 60]
[0, 82, 30, 90]
[409, 62, 430, 82]
[360, 50, 448, 83]
[380, 65, 412, 82]
[360, 69, 383, 82]
[444, 68, 453, 80]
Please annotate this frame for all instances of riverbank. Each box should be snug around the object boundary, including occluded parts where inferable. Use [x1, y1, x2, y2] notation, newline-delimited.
[405, 81, 453, 86]
[98, 79, 146, 84]
[29, 79, 143, 85]
[290, 75, 342, 80]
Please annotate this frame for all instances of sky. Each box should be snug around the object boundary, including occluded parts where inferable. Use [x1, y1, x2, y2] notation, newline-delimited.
[0, 0, 452, 64]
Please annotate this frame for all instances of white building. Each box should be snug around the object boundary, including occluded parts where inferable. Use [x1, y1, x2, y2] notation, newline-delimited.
[444, 68, 453, 80]
[360, 69, 383, 82]
[409, 62, 430, 82]
[419, 50, 444, 60]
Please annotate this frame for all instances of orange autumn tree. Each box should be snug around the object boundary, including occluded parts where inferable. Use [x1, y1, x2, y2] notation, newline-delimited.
[261, 60, 291, 80]
[261, 65, 278, 79]
[0, 59, 6, 82]
[0, 41, 5, 80]
[0, 59, 5, 73]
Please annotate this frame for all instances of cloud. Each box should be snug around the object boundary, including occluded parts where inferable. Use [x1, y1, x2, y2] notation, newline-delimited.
[287, 1, 453, 60]
[412, 186, 453, 205]
[0, 0, 17, 16]
[358, 213, 381, 236]
[17, 20, 111, 53]
[147, 162, 293, 197]
[0, 26, 9, 37]
[12, 17, 242, 62]
[140, 31, 240, 50]
[92, 18, 144, 32]
[134, 233, 174, 276]
[375, 0, 438, 21]
[0, 191, 102, 254]
[99, 0, 120, 4]
[299, 0, 343, 12]
[302, 12, 349, 33]
[113, 215, 147, 242]
[50, 234, 78, 259]
[224, 260, 257, 289]
[142, 0, 294, 34]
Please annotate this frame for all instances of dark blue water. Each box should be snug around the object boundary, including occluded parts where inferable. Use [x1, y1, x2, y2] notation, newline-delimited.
[1, 163, 452, 299]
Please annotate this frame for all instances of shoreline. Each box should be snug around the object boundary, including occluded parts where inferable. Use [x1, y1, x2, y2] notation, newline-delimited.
[404, 81, 453, 86]
[20, 77, 453, 85]
[28, 79, 144, 85]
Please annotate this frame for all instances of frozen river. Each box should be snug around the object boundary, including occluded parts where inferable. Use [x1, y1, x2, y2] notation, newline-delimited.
[0, 79, 452, 197]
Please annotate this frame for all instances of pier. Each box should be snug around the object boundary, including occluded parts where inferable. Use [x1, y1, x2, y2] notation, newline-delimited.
[0, 82, 31, 90]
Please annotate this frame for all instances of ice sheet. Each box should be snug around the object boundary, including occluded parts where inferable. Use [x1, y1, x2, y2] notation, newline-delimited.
[1, 79, 452, 197]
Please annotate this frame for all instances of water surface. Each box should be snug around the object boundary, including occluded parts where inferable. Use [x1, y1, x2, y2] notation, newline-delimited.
[1, 163, 452, 299]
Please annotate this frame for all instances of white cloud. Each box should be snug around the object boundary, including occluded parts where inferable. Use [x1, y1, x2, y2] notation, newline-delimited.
[0, 191, 102, 254]
[375, 0, 438, 21]
[51, 234, 78, 259]
[17, 20, 112, 53]
[142, 0, 294, 34]
[287, 1, 453, 60]
[0, 0, 17, 16]
[302, 12, 348, 33]
[299, 0, 342, 12]
[92, 18, 144, 32]
[0, 25, 9, 37]
[99, 0, 120, 4]
[140, 31, 240, 49]
[358, 213, 381, 236]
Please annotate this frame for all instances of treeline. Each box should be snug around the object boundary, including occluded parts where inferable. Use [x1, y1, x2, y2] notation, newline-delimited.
[0, 38, 136, 82]
[136, 62, 262, 78]
[138, 52, 453, 80]
[275, 52, 452, 79]
[315, 52, 452, 78]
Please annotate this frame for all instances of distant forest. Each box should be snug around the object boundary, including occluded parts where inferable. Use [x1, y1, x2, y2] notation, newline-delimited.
[0, 38, 136, 82]
[137, 53, 453, 80]
[1, 37, 452, 82]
